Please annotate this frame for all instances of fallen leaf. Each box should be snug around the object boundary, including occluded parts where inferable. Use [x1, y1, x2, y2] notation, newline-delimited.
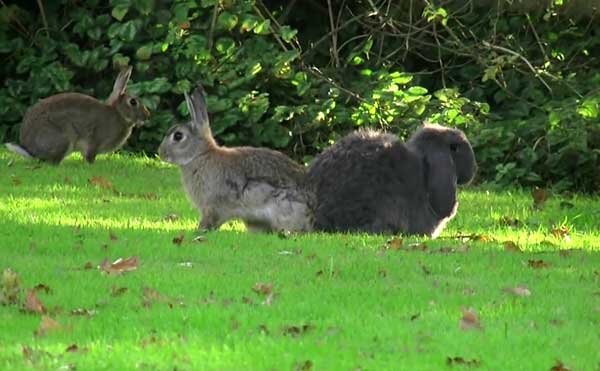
[24, 290, 46, 314]
[70, 308, 96, 316]
[295, 360, 313, 371]
[252, 282, 273, 296]
[35, 315, 60, 336]
[503, 241, 522, 253]
[257, 324, 269, 335]
[89, 176, 115, 191]
[550, 225, 571, 242]
[378, 269, 387, 278]
[109, 231, 118, 241]
[550, 360, 571, 371]
[503, 285, 532, 297]
[528, 259, 550, 269]
[459, 308, 483, 331]
[32, 283, 51, 295]
[110, 286, 128, 297]
[83, 261, 94, 270]
[446, 356, 481, 367]
[192, 235, 207, 243]
[172, 234, 185, 246]
[65, 344, 79, 353]
[100, 256, 139, 275]
[498, 216, 522, 228]
[282, 324, 313, 337]
[532, 187, 550, 209]
[162, 213, 179, 222]
[385, 237, 403, 251]
[263, 291, 275, 306]
[1, 268, 21, 305]
[11, 176, 22, 186]
[142, 287, 164, 307]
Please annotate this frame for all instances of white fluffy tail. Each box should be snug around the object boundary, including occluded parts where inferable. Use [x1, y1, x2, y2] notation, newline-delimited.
[5, 143, 33, 159]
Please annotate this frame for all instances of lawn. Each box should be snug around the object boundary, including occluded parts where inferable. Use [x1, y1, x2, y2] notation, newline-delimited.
[1, 149, 599, 370]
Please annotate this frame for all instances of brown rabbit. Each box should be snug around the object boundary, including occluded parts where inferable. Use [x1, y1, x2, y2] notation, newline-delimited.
[5, 66, 149, 164]
[158, 84, 313, 233]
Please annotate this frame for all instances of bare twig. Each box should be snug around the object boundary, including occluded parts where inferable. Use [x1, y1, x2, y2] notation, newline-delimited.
[36, 0, 49, 37]
[207, 2, 219, 51]
[482, 41, 553, 94]
[326, 0, 340, 67]
[525, 13, 548, 62]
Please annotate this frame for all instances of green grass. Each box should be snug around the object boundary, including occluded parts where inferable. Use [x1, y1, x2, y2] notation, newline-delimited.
[1, 149, 599, 370]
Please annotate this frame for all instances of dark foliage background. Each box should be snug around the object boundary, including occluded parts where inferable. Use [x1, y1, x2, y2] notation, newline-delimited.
[1, 0, 600, 192]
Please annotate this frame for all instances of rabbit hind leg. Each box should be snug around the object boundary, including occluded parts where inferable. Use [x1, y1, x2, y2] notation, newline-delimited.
[26, 130, 71, 164]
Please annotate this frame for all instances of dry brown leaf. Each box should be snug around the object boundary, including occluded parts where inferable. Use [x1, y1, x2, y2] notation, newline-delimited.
[11, 176, 22, 186]
[386, 237, 404, 250]
[446, 356, 481, 367]
[83, 261, 94, 270]
[263, 292, 275, 306]
[528, 259, 550, 269]
[503, 241, 522, 253]
[532, 187, 550, 209]
[282, 324, 313, 337]
[65, 344, 79, 353]
[503, 285, 532, 297]
[32, 283, 51, 294]
[163, 213, 179, 222]
[24, 289, 46, 314]
[295, 360, 313, 371]
[1, 268, 21, 305]
[89, 176, 115, 191]
[172, 234, 185, 246]
[498, 216, 522, 228]
[70, 308, 97, 316]
[459, 308, 483, 331]
[109, 231, 118, 241]
[550, 225, 571, 241]
[252, 282, 273, 296]
[35, 315, 60, 336]
[100, 256, 139, 275]
[110, 286, 128, 297]
[550, 360, 571, 371]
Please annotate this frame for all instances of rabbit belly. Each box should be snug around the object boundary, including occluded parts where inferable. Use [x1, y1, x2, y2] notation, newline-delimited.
[239, 182, 312, 232]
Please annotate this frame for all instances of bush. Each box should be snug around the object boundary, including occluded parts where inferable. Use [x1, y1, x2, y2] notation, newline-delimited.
[2, 1, 599, 192]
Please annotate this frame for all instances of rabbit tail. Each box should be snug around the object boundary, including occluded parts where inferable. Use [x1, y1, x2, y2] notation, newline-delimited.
[5, 143, 34, 159]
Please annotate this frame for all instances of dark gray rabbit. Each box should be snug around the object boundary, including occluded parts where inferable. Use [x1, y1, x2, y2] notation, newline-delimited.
[158, 84, 313, 233]
[306, 124, 476, 237]
[5, 66, 149, 164]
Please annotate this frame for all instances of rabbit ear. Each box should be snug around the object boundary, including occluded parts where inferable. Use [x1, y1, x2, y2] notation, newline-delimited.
[107, 66, 132, 104]
[185, 84, 211, 138]
[423, 148, 457, 219]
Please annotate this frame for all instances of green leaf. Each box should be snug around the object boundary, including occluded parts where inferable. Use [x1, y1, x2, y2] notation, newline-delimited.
[407, 86, 428, 95]
[279, 26, 297, 43]
[111, 4, 130, 21]
[240, 15, 259, 33]
[254, 20, 271, 35]
[215, 37, 235, 55]
[577, 99, 599, 119]
[133, 0, 154, 15]
[217, 11, 238, 31]
[136, 45, 153, 60]
[389, 72, 412, 85]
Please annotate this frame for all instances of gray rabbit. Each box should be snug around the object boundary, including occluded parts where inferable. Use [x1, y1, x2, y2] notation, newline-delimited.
[5, 66, 149, 164]
[306, 124, 476, 237]
[158, 84, 313, 233]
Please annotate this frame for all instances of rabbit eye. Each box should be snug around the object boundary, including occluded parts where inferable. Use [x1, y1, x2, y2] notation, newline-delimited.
[129, 98, 138, 106]
[173, 131, 184, 142]
[450, 143, 459, 152]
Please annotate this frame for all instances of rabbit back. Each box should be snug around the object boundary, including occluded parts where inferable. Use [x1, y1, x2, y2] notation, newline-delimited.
[307, 130, 441, 235]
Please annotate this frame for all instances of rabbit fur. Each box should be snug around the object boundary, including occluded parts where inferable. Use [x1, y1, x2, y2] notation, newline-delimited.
[158, 85, 313, 233]
[306, 124, 476, 237]
[5, 66, 149, 164]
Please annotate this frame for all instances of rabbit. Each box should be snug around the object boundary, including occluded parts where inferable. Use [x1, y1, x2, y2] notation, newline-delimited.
[306, 123, 476, 237]
[158, 84, 314, 233]
[5, 66, 149, 164]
